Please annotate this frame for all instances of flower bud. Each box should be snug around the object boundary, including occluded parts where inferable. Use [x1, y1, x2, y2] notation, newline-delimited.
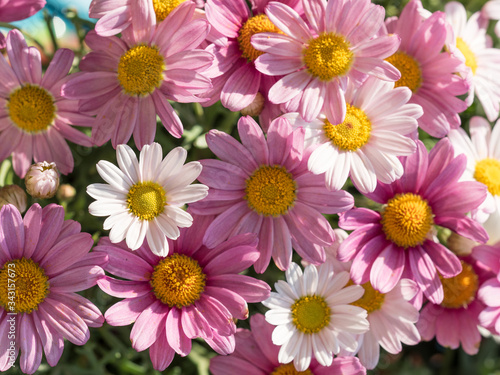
[25, 162, 60, 199]
[447, 232, 478, 256]
[0, 185, 27, 212]
[57, 183, 76, 201]
[240, 92, 265, 117]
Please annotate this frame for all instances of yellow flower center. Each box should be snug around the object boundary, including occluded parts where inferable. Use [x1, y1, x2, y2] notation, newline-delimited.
[245, 165, 297, 216]
[127, 181, 166, 221]
[291, 295, 331, 334]
[323, 103, 372, 152]
[350, 281, 385, 314]
[152, 0, 187, 22]
[150, 254, 206, 308]
[474, 158, 500, 196]
[117, 44, 165, 96]
[456, 37, 477, 75]
[238, 14, 282, 62]
[440, 260, 478, 309]
[303, 33, 353, 81]
[0, 258, 49, 314]
[271, 363, 314, 375]
[385, 51, 422, 92]
[7, 84, 56, 133]
[381, 193, 434, 249]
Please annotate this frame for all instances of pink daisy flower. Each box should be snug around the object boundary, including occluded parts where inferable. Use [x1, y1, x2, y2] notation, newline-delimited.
[251, 0, 401, 124]
[285, 76, 421, 194]
[418, 244, 499, 355]
[89, 0, 200, 37]
[338, 139, 489, 304]
[95, 215, 270, 371]
[477, 242, 500, 335]
[210, 313, 367, 375]
[62, 2, 213, 149]
[0, 30, 93, 178]
[445, 2, 500, 122]
[0, 203, 106, 374]
[383, 0, 469, 138]
[202, 0, 293, 128]
[189, 115, 354, 273]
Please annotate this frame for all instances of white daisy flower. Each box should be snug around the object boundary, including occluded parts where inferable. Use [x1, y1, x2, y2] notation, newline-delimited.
[448, 116, 500, 225]
[87, 143, 208, 256]
[284, 76, 421, 194]
[445, 1, 500, 122]
[347, 279, 421, 370]
[263, 261, 369, 372]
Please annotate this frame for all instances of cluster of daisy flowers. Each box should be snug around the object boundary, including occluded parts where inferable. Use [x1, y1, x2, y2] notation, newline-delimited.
[1, 0, 500, 374]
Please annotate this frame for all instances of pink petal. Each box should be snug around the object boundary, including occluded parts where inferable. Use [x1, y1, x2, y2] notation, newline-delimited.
[408, 245, 443, 304]
[221, 63, 261, 111]
[180, 304, 213, 339]
[205, 129, 258, 174]
[149, 330, 175, 371]
[131, 300, 168, 351]
[265, 2, 312, 42]
[151, 91, 183, 138]
[237, 116, 269, 165]
[39, 232, 93, 275]
[19, 314, 43, 374]
[165, 307, 192, 355]
[0, 203, 24, 259]
[38, 297, 89, 345]
[104, 293, 157, 326]
[97, 276, 151, 298]
[268, 70, 311, 104]
[209, 274, 271, 302]
[32, 311, 64, 367]
[370, 244, 405, 293]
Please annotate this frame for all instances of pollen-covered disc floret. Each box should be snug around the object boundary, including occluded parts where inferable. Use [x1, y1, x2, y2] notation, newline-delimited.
[474, 158, 500, 196]
[263, 262, 368, 371]
[381, 193, 434, 249]
[291, 295, 330, 334]
[150, 254, 206, 308]
[245, 165, 297, 216]
[385, 52, 422, 92]
[127, 181, 167, 221]
[323, 104, 371, 152]
[152, 0, 187, 21]
[271, 363, 313, 375]
[455, 37, 478, 75]
[440, 260, 478, 309]
[117, 44, 165, 96]
[7, 84, 56, 133]
[303, 33, 353, 81]
[0, 258, 48, 314]
[350, 282, 385, 314]
[238, 14, 281, 62]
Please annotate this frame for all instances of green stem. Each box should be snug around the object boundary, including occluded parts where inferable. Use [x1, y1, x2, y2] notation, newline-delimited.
[43, 9, 58, 54]
[0, 22, 45, 51]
